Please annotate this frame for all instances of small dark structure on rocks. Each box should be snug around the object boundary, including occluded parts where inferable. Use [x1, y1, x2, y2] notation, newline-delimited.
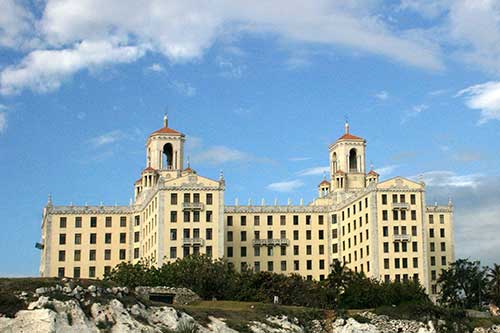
[135, 286, 200, 305]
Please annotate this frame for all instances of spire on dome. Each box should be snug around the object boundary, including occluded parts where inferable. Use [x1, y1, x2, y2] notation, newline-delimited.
[163, 113, 168, 128]
[345, 120, 349, 134]
[47, 194, 52, 207]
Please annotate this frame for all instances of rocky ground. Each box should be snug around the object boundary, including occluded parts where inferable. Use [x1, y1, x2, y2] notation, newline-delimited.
[1, 279, 500, 332]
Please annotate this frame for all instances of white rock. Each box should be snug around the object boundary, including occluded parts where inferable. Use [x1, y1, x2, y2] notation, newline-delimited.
[332, 318, 379, 333]
[88, 285, 97, 293]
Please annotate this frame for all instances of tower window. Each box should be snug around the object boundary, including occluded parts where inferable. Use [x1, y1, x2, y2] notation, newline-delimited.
[349, 148, 357, 172]
[162, 143, 174, 169]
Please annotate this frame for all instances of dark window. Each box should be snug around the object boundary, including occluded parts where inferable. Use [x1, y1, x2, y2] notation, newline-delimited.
[410, 194, 416, 204]
[75, 216, 82, 228]
[411, 210, 417, 220]
[307, 260, 312, 270]
[58, 250, 65, 261]
[170, 211, 177, 222]
[206, 228, 212, 240]
[193, 211, 200, 222]
[89, 249, 96, 261]
[183, 211, 190, 222]
[383, 227, 388, 237]
[171, 193, 177, 205]
[293, 230, 299, 240]
[59, 217, 67, 228]
[89, 267, 96, 278]
[206, 211, 212, 222]
[241, 216, 247, 226]
[227, 216, 233, 226]
[293, 215, 299, 225]
[74, 250, 81, 261]
[120, 233, 126, 244]
[184, 193, 190, 203]
[104, 249, 111, 260]
[59, 233, 66, 245]
[306, 230, 312, 240]
[241, 231, 247, 241]
[134, 248, 140, 259]
[104, 266, 111, 275]
[206, 193, 213, 205]
[241, 247, 247, 257]
[227, 231, 233, 242]
[120, 216, 127, 227]
[254, 216, 260, 226]
[74, 233, 81, 245]
[382, 194, 387, 204]
[227, 247, 233, 257]
[382, 210, 388, 220]
[105, 233, 112, 244]
[105, 216, 112, 227]
[267, 215, 273, 226]
[90, 216, 97, 228]
[119, 249, 126, 260]
[73, 267, 80, 278]
[170, 229, 177, 241]
[134, 232, 140, 242]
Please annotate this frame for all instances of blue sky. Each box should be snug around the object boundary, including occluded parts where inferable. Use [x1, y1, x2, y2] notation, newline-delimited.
[1, 0, 500, 276]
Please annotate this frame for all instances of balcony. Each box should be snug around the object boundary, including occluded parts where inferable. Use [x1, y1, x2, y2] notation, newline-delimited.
[183, 238, 205, 246]
[182, 202, 204, 211]
[252, 238, 290, 247]
[392, 202, 410, 210]
[393, 234, 411, 242]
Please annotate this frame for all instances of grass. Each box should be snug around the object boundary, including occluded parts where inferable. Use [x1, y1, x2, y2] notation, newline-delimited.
[174, 300, 330, 332]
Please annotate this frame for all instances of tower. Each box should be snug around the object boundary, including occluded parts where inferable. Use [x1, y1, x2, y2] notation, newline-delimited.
[145, 114, 186, 171]
[329, 121, 367, 191]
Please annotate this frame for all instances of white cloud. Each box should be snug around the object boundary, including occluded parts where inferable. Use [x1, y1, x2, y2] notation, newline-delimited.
[170, 80, 196, 97]
[147, 63, 165, 72]
[1, 0, 445, 94]
[0, 40, 145, 94]
[0, 0, 34, 49]
[0, 112, 7, 134]
[401, 104, 428, 124]
[289, 157, 311, 162]
[191, 145, 252, 165]
[374, 90, 389, 100]
[375, 165, 399, 178]
[296, 166, 329, 177]
[414, 170, 482, 188]
[216, 56, 245, 78]
[267, 179, 304, 192]
[457, 81, 500, 123]
[89, 130, 126, 147]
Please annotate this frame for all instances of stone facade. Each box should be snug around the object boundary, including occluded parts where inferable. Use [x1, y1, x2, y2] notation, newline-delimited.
[38, 117, 454, 298]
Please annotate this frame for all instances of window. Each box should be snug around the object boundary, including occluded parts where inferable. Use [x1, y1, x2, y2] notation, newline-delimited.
[382, 194, 387, 204]
[430, 242, 435, 252]
[183, 211, 190, 222]
[227, 247, 233, 257]
[412, 241, 418, 252]
[430, 229, 435, 238]
[383, 226, 388, 237]
[89, 249, 96, 261]
[293, 245, 299, 255]
[241, 216, 247, 226]
[134, 248, 139, 259]
[241, 231, 247, 242]
[394, 242, 400, 252]
[104, 266, 111, 275]
[74, 250, 81, 261]
[74, 233, 81, 245]
[105, 216, 112, 228]
[411, 210, 417, 220]
[59, 217, 67, 228]
[319, 230, 324, 240]
[440, 228, 445, 238]
[170, 247, 177, 258]
[280, 215, 286, 225]
[90, 216, 97, 228]
[332, 229, 338, 239]
[440, 215, 445, 224]
[105, 249, 111, 260]
[206, 228, 212, 240]
[75, 216, 82, 228]
[400, 194, 406, 203]
[441, 256, 447, 265]
[393, 210, 399, 220]
[402, 258, 408, 268]
[402, 242, 408, 252]
[332, 214, 337, 224]
[134, 215, 140, 226]
[412, 226, 417, 236]
[73, 267, 81, 278]
[254, 231, 260, 240]
[430, 256, 436, 266]
[319, 215, 324, 225]
[306, 215, 311, 225]
[441, 242, 446, 251]
[120, 216, 127, 227]
[294, 260, 299, 271]
[206, 211, 212, 222]
[384, 259, 389, 269]
[267, 247, 274, 256]
[319, 245, 324, 255]
[254, 216, 260, 226]
[227, 216, 233, 226]
[395, 258, 400, 269]
[134, 232, 140, 242]
[268, 261, 274, 272]
[319, 260, 325, 270]
[206, 246, 212, 257]
[184, 193, 190, 203]
[89, 267, 96, 278]
[241, 247, 247, 257]
[383, 242, 389, 253]
[401, 210, 406, 220]
[120, 233, 126, 244]
[254, 262, 261, 272]
[306, 230, 312, 240]
[183, 247, 189, 257]
[293, 230, 299, 240]
[431, 270, 437, 280]
[58, 250, 66, 261]
[227, 231, 233, 241]
[119, 249, 126, 260]
[171, 193, 178, 204]
[254, 247, 260, 256]
[193, 211, 200, 222]
[411, 194, 416, 204]
[332, 244, 338, 253]
[206, 193, 213, 205]
[413, 257, 418, 268]
[281, 261, 287, 271]
[193, 193, 200, 203]
[280, 230, 286, 239]
[306, 245, 312, 255]
[382, 210, 388, 221]
[392, 194, 398, 203]
[267, 215, 273, 226]
[170, 229, 177, 241]
[59, 233, 66, 245]
[105, 233, 112, 244]
[306, 260, 312, 270]
[429, 215, 434, 224]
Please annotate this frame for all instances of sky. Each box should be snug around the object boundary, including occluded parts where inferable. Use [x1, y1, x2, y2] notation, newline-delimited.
[0, 0, 499, 276]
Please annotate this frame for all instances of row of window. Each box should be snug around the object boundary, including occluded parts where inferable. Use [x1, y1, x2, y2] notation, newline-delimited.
[383, 241, 419, 253]
[227, 214, 325, 227]
[59, 232, 127, 245]
[169, 210, 213, 223]
[383, 257, 419, 269]
[227, 244, 327, 257]
[342, 246, 370, 264]
[430, 255, 447, 266]
[382, 210, 417, 221]
[170, 193, 213, 205]
[381, 194, 417, 205]
[169, 228, 212, 240]
[339, 198, 369, 222]
[238, 259, 327, 272]
[430, 242, 447, 252]
[384, 273, 419, 283]
[59, 216, 127, 229]
[227, 229, 325, 242]
[58, 266, 111, 278]
[169, 246, 213, 258]
[58, 248, 127, 262]
[428, 214, 446, 224]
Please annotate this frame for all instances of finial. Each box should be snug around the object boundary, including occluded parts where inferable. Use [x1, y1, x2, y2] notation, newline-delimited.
[274, 198, 278, 206]
[448, 197, 453, 206]
[300, 198, 304, 206]
[187, 155, 191, 168]
[248, 198, 252, 206]
[288, 198, 292, 205]
[235, 198, 239, 206]
[47, 194, 52, 206]
[344, 116, 349, 134]
[219, 169, 224, 181]
[261, 198, 265, 206]
[370, 161, 374, 170]
[163, 113, 168, 128]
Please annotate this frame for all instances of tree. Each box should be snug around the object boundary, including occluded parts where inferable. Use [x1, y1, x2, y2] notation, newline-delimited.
[323, 260, 355, 308]
[438, 259, 488, 309]
[487, 264, 500, 305]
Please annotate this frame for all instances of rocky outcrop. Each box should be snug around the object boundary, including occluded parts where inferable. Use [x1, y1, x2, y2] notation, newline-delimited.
[135, 286, 201, 305]
[332, 313, 437, 333]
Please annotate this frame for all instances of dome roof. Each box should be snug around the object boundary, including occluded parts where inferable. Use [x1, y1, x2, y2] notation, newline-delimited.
[368, 170, 379, 176]
[319, 179, 330, 186]
[142, 166, 157, 173]
[150, 127, 183, 136]
[337, 133, 364, 141]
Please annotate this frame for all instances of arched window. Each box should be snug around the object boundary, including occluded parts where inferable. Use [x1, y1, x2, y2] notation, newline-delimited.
[332, 153, 337, 173]
[349, 148, 357, 172]
[163, 143, 173, 169]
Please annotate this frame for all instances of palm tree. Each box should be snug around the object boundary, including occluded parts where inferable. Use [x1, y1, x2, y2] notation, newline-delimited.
[487, 264, 500, 305]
